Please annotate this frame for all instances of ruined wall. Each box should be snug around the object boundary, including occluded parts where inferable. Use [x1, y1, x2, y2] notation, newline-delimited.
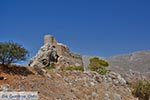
[29, 35, 83, 67]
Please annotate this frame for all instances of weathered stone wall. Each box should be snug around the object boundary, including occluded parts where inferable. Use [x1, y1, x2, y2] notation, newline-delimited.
[29, 35, 83, 67]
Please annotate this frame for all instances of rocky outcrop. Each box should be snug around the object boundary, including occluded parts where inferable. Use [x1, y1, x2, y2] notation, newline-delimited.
[29, 35, 83, 68]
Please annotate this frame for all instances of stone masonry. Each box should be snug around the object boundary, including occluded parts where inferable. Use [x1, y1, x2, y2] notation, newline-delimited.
[29, 35, 83, 68]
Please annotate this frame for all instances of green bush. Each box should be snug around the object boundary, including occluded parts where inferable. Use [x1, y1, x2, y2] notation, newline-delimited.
[0, 41, 29, 64]
[96, 67, 111, 75]
[44, 63, 55, 70]
[88, 57, 110, 75]
[132, 79, 150, 100]
[61, 66, 84, 71]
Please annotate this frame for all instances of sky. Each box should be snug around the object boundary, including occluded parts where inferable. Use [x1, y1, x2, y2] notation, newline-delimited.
[0, 0, 150, 64]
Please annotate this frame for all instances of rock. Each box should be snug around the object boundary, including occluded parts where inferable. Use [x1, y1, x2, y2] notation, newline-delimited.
[105, 77, 111, 83]
[103, 83, 110, 90]
[103, 93, 111, 100]
[124, 69, 146, 82]
[104, 93, 109, 98]
[84, 81, 95, 87]
[117, 75, 126, 85]
[103, 97, 111, 100]
[56, 73, 62, 78]
[46, 73, 51, 79]
[29, 35, 83, 68]
[0, 84, 10, 91]
[92, 91, 98, 98]
[107, 72, 119, 79]
[113, 93, 121, 100]
[106, 72, 126, 85]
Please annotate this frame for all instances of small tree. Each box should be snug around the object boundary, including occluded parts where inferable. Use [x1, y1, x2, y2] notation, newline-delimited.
[0, 41, 29, 64]
[88, 57, 110, 75]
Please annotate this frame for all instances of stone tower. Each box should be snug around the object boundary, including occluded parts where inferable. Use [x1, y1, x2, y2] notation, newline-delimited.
[44, 35, 57, 45]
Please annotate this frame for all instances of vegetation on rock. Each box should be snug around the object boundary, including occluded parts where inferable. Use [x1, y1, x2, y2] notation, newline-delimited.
[44, 63, 56, 70]
[88, 57, 110, 75]
[60, 66, 84, 71]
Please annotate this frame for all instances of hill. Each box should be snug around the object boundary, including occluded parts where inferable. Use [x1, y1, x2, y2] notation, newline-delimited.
[107, 50, 150, 74]
[0, 64, 136, 100]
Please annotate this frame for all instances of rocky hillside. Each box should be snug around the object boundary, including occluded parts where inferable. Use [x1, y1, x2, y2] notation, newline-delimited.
[107, 50, 150, 74]
[0, 64, 136, 100]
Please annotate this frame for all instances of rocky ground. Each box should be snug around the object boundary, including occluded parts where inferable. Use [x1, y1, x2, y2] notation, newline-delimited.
[0, 64, 137, 100]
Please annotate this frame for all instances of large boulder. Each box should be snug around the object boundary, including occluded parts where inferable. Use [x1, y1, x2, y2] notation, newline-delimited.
[29, 35, 83, 68]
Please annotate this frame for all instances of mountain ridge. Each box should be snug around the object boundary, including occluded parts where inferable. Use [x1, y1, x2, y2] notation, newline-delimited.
[107, 50, 150, 74]
[82, 50, 150, 75]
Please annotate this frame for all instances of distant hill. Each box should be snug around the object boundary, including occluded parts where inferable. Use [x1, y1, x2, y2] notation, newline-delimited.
[82, 50, 150, 75]
[107, 50, 150, 74]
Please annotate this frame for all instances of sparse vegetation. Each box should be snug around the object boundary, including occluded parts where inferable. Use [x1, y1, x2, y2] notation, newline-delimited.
[0, 41, 29, 65]
[132, 79, 150, 100]
[44, 63, 56, 70]
[96, 67, 111, 75]
[44, 64, 84, 71]
[88, 57, 110, 75]
[60, 66, 84, 71]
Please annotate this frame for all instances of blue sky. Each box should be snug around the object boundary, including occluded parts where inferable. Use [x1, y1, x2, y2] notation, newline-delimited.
[0, 0, 150, 63]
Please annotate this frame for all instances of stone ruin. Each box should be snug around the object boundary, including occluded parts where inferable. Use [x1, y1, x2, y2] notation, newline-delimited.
[29, 35, 83, 68]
